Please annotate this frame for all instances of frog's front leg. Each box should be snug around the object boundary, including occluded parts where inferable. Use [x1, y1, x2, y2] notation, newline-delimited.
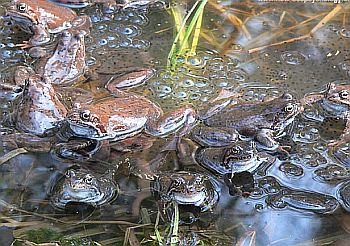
[146, 107, 196, 137]
[17, 25, 50, 48]
[255, 129, 290, 154]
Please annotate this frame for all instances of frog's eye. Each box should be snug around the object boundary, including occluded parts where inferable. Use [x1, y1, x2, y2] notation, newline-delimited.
[284, 104, 294, 112]
[230, 146, 241, 154]
[173, 178, 183, 187]
[17, 3, 27, 12]
[80, 110, 91, 121]
[340, 90, 349, 99]
[84, 175, 93, 184]
[195, 176, 203, 185]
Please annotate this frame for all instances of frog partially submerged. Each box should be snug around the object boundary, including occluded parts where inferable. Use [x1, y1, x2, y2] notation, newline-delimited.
[305, 82, 350, 146]
[151, 171, 219, 212]
[49, 167, 119, 209]
[195, 140, 276, 175]
[193, 92, 303, 153]
[5, 0, 90, 47]
[66, 76, 196, 142]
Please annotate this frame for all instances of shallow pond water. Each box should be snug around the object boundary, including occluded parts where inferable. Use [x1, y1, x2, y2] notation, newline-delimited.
[0, 0, 350, 245]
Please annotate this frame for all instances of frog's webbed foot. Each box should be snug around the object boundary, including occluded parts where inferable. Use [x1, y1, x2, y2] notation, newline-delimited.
[278, 145, 291, 155]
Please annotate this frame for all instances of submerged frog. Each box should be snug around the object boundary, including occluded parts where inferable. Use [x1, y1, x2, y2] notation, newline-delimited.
[5, 0, 89, 47]
[195, 140, 276, 175]
[49, 167, 119, 209]
[193, 92, 303, 153]
[305, 82, 350, 145]
[151, 171, 219, 212]
[66, 74, 196, 142]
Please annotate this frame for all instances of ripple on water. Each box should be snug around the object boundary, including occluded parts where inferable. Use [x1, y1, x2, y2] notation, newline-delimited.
[281, 51, 307, 66]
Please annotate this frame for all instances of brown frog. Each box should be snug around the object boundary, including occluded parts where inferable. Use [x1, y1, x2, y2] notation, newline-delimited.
[193, 92, 303, 153]
[5, 0, 90, 47]
[66, 75, 196, 142]
[32, 29, 87, 85]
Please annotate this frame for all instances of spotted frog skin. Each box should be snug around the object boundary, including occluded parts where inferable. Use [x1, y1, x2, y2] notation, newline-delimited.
[49, 168, 119, 209]
[194, 93, 303, 152]
[195, 140, 275, 175]
[151, 171, 220, 212]
[5, 0, 89, 46]
[66, 74, 196, 141]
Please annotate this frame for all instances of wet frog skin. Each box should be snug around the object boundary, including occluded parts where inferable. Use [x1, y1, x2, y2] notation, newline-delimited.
[195, 93, 303, 152]
[34, 29, 87, 85]
[151, 171, 220, 212]
[195, 140, 276, 175]
[5, 0, 79, 46]
[49, 168, 119, 209]
[66, 72, 196, 141]
[9, 74, 67, 136]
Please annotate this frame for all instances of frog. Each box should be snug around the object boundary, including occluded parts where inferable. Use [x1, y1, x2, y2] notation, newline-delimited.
[32, 29, 87, 85]
[5, 74, 67, 136]
[151, 171, 219, 213]
[193, 92, 303, 153]
[66, 74, 196, 143]
[49, 167, 119, 209]
[5, 0, 90, 47]
[195, 140, 276, 176]
[304, 82, 350, 146]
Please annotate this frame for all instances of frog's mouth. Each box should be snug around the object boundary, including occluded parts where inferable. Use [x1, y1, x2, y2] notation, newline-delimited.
[172, 190, 207, 206]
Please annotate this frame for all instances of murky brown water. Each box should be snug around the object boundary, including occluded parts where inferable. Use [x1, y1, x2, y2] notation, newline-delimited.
[0, 1, 350, 245]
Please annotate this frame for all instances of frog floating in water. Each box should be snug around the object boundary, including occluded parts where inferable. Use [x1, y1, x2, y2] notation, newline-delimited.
[305, 82, 350, 146]
[195, 140, 276, 175]
[49, 167, 119, 209]
[5, 0, 90, 47]
[66, 75, 196, 142]
[193, 92, 303, 153]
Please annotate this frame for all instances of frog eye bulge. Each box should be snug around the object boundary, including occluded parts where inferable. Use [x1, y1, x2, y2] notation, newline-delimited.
[80, 110, 91, 121]
[230, 146, 241, 154]
[340, 90, 349, 99]
[84, 175, 93, 184]
[285, 104, 294, 112]
[17, 3, 27, 12]
[173, 178, 183, 187]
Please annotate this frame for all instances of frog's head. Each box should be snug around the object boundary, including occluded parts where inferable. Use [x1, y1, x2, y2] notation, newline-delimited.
[222, 141, 257, 168]
[6, 0, 39, 26]
[326, 82, 350, 106]
[66, 102, 112, 140]
[270, 93, 303, 132]
[166, 172, 207, 206]
[64, 169, 101, 200]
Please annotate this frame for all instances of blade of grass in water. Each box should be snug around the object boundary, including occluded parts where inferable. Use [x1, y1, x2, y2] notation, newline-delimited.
[170, 201, 179, 244]
[167, 0, 208, 70]
[167, 1, 200, 69]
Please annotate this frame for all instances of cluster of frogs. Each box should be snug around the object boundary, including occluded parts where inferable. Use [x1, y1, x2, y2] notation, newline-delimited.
[0, 0, 349, 219]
